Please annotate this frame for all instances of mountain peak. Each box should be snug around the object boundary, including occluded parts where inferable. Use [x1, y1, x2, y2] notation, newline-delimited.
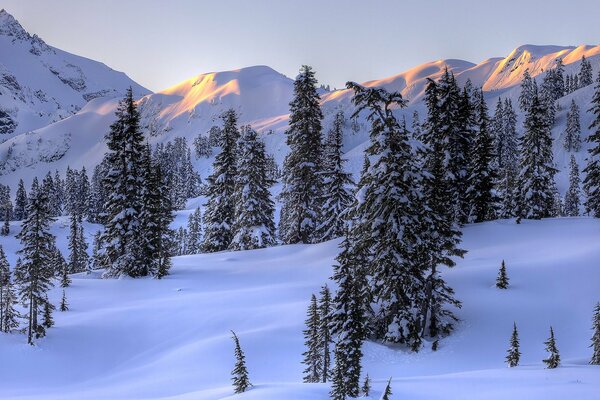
[0, 9, 30, 40]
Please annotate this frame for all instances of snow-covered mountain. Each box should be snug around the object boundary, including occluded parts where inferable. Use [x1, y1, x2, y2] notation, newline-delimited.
[1, 39, 600, 193]
[0, 9, 149, 139]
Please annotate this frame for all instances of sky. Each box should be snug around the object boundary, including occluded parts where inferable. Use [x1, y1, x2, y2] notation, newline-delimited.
[2, 0, 599, 92]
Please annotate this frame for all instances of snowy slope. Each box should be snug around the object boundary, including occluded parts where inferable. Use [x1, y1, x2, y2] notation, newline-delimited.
[0, 9, 149, 139]
[0, 216, 598, 399]
[2, 42, 600, 191]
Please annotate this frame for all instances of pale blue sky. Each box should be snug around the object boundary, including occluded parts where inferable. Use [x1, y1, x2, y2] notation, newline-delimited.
[2, 0, 599, 92]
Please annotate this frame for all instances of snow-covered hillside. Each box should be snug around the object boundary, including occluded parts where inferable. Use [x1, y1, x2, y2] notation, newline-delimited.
[1, 41, 600, 192]
[0, 9, 149, 139]
[0, 216, 598, 399]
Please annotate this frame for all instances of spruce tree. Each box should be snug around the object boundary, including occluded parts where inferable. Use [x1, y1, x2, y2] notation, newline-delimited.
[467, 89, 496, 222]
[330, 347, 348, 400]
[516, 89, 557, 220]
[14, 189, 56, 344]
[380, 378, 392, 400]
[496, 260, 509, 289]
[203, 110, 239, 252]
[579, 55, 593, 87]
[279, 65, 324, 244]
[42, 298, 54, 328]
[362, 374, 371, 397]
[497, 99, 519, 218]
[68, 214, 88, 273]
[14, 178, 27, 220]
[543, 326, 560, 369]
[102, 88, 146, 277]
[591, 302, 600, 365]
[229, 125, 276, 250]
[506, 322, 521, 367]
[302, 294, 322, 383]
[1, 209, 9, 236]
[319, 284, 333, 383]
[584, 72, 600, 217]
[519, 69, 535, 113]
[231, 330, 251, 393]
[0, 245, 9, 330]
[60, 289, 68, 312]
[1, 267, 20, 333]
[564, 155, 582, 217]
[317, 111, 354, 241]
[185, 207, 202, 254]
[60, 255, 71, 288]
[564, 100, 581, 152]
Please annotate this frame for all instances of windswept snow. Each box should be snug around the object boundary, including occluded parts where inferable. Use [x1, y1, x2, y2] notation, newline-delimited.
[0, 217, 599, 399]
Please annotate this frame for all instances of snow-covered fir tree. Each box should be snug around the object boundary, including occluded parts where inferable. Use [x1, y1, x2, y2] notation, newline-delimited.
[506, 322, 521, 367]
[1, 210, 9, 236]
[317, 110, 354, 241]
[101, 88, 146, 277]
[318, 284, 333, 383]
[519, 69, 536, 113]
[516, 88, 557, 220]
[579, 55, 594, 87]
[564, 155, 582, 217]
[564, 99, 581, 152]
[1, 267, 20, 333]
[543, 326, 560, 369]
[185, 207, 202, 254]
[59, 290, 68, 312]
[229, 125, 276, 251]
[202, 109, 239, 252]
[42, 298, 54, 329]
[0, 245, 10, 331]
[60, 253, 71, 288]
[68, 214, 88, 273]
[381, 378, 393, 400]
[591, 302, 600, 365]
[496, 260, 509, 289]
[361, 374, 371, 397]
[583, 72, 600, 217]
[88, 160, 110, 224]
[302, 293, 322, 383]
[279, 65, 324, 244]
[467, 89, 496, 222]
[14, 189, 56, 344]
[231, 330, 251, 393]
[14, 178, 27, 220]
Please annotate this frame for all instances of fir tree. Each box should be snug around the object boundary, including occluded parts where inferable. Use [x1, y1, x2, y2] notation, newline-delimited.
[380, 378, 392, 400]
[185, 207, 202, 254]
[14, 189, 56, 344]
[506, 322, 521, 367]
[584, 72, 600, 217]
[591, 303, 600, 365]
[60, 255, 71, 288]
[467, 89, 496, 222]
[319, 284, 333, 382]
[229, 125, 276, 250]
[579, 55, 593, 87]
[101, 88, 146, 277]
[0, 245, 9, 331]
[60, 290, 68, 312]
[203, 110, 239, 252]
[516, 89, 557, 220]
[1, 209, 9, 236]
[330, 347, 348, 400]
[1, 267, 20, 333]
[519, 69, 535, 113]
[42, 298, 54, 328]
[302, 294, 322, 383]
[279, 65, 324, 244]
[317, 111, 354, 241]
[362, 374, 371, 397]
[564, 100, 582, 152]
[496, 260, 509, 289]
[231, 330, 252, 393]
[68, 214, 88, 273]
[14, 178, 27, 220]
[543, 326, 560, 369]
[564, 155, 582, 217]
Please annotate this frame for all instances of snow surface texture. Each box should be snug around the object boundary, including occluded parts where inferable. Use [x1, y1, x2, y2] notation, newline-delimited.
[0, 9, 150, 140]
[0, 216, 599, 399]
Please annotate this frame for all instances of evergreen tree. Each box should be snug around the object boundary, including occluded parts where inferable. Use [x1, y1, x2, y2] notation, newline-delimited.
[185, 207, 202, 254]
[14, 178, 27, 220]
[42, 297, 54, 328]
[0, 245, 9, 330]
[231, 330, 252, 393]
[330, 347, 348, 400]
[302, 294, 322, 383]
[60, 290, 68, 312]
[15, 188, 56, 344]
[68, 214, 88, 273]
[591, 302, 600, 365]
[380, 378, 392, 400]
[564, 100, 582, 152]
[506, 322, 521, 367]
[203, 110, 239, 252]
[101, 88, 146, 277]
[319, 284, 333, 383]
[543, 326, 560, 369]
[1, 267, 20, 333]
[584, 72, 600, 217]
[496, 260, 509, 289]
[60, 253, 71, 288]
[579, 55, 594, 87]
[564, 155, 582, 217]
[90, 231, 105, 271]
[467, 89, 496, 222]
[229, 126, 276, 250]
[519, 69, 536, 113]
[361, 374, 371, 397]
[1, 209, 9, 236]
[279, 65, 324, 244]
[516, 89, 558, 220]
[318, 111, 354, 241]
